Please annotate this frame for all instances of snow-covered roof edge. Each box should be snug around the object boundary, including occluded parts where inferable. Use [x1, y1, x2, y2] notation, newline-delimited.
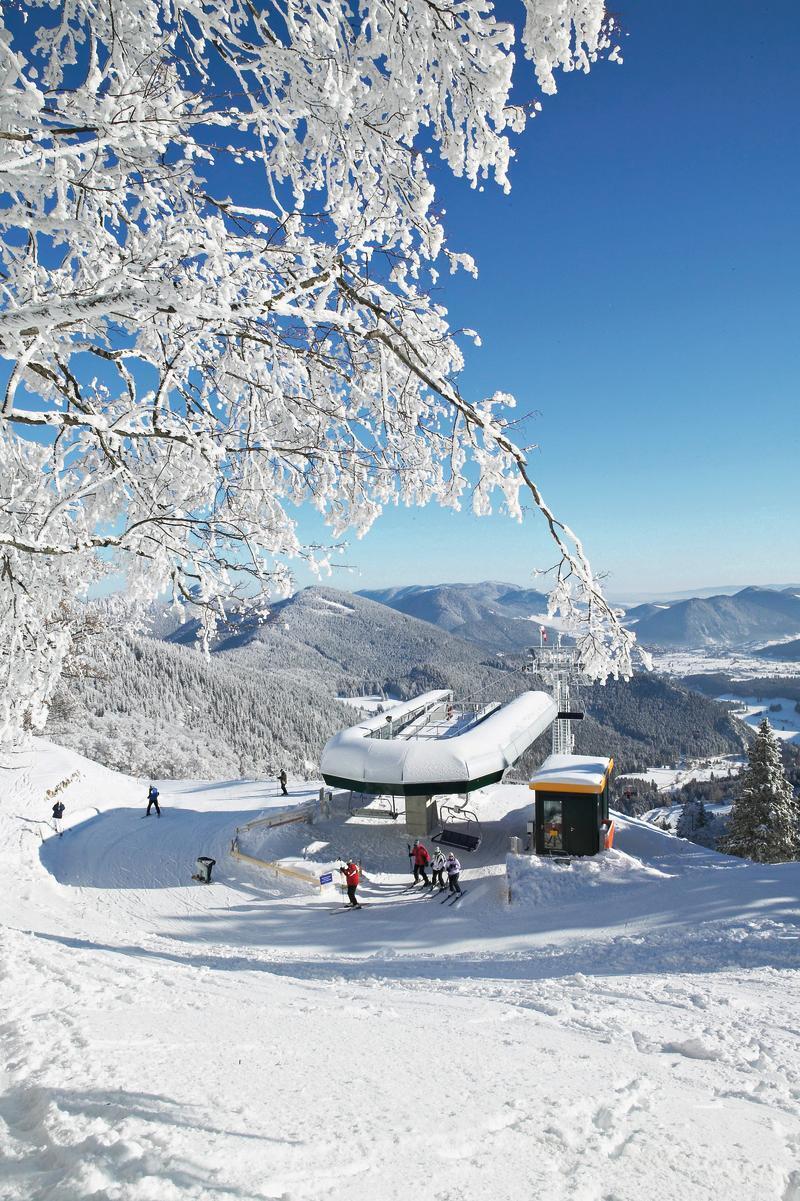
[529, 753, 614, 793]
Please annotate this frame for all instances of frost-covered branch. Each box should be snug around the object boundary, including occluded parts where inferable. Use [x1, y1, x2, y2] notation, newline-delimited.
[0, 0, 634, 743]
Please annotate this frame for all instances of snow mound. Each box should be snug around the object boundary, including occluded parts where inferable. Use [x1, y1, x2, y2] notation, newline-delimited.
[661, 1036, 722, 1061]
[507, 847, 673, 906]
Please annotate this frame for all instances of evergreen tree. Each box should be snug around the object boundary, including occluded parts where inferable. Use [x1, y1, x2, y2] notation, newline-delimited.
[722, 719, 800, 863]
[676, 797, 701, 840]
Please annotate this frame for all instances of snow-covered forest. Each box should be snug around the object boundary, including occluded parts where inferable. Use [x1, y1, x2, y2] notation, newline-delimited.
[46, 633, 355, 780]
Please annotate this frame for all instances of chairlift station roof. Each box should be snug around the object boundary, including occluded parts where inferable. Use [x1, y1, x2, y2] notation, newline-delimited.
[528, 754, 614, 795]
[321, 688, 558, 796]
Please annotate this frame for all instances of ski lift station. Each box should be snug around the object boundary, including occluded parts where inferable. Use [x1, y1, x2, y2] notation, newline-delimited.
[320, 687, 616, 857]
[321, 689, 556, 846]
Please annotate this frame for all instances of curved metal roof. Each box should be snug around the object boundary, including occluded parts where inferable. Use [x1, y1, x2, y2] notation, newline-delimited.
[321, 689, 557, 795]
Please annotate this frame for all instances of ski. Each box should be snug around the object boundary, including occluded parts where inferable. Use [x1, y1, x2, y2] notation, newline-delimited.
[448, 890, 466, 904]
[330, 904, 363, 914]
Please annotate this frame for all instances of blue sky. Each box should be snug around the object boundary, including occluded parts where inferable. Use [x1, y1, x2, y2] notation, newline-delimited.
[301, 0, 800, 599]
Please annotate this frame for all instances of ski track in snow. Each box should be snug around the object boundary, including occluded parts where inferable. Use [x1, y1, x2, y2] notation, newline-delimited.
[1, 740, 799, 1200]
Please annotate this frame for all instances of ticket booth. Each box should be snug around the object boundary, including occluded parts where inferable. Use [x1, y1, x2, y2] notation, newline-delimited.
[529, 755, 614, 857]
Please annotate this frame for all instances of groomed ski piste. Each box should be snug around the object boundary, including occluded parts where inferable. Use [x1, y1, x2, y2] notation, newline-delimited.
[2, 740, 800, 1201]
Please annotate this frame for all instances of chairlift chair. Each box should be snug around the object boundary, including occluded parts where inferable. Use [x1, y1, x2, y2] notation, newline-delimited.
[434, 798, 482, 852]
[348, 792, 400, 820]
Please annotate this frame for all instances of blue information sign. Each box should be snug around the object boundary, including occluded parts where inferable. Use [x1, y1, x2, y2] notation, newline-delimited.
[319, 872, 333, 885]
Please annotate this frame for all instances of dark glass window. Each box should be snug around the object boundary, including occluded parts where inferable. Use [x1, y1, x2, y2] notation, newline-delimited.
[541, 796, 563, 851]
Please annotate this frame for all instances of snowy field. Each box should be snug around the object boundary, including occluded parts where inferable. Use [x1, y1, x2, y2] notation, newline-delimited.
[719, 695, 800, 744]
[654, 648, 800, 679]
[618, 754, 746, 794]
[640, 801, 732, 833]
[2, 741, 800, 1201]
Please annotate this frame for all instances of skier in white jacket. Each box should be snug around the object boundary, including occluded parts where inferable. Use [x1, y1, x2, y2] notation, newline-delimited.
[431, 848, 447, 890]
[445, 853, 462, 895]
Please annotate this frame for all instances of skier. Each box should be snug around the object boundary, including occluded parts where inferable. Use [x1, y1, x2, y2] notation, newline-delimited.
[431, 846, 447, 890]
[409, 839, 431, 886]
[338, 859, 360, 907]
[445, 852, 462, 895]
[146, 784, 161, 817]
[51, 800, 65, 836]
[278, 769, 288, 797]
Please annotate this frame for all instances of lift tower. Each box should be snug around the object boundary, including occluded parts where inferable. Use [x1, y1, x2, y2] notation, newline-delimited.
[526, 633, 583, 756]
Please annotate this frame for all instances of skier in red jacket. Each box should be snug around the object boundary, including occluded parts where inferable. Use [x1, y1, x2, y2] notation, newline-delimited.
[339, 859, 360, 907]
[409, 840, 431, 886]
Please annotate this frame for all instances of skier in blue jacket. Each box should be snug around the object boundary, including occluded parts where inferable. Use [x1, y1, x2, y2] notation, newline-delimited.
[146, 784, 161, 817]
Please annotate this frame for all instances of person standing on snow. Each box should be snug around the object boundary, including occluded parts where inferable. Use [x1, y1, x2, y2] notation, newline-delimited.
[278, 769, 288, 797]
[431, 847, 447, 890]
[338, 859, 360, 907]
[51, 800, 65, 836]
[445, 852, 462, 895]
[146, 784, 161, 817]
[409, 840, 431, 886]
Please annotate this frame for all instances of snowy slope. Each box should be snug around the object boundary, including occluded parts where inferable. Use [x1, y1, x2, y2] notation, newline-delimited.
[720, 695, 800, 744]
[2, 741, 799, 1201]
[618, 753, 746, 794]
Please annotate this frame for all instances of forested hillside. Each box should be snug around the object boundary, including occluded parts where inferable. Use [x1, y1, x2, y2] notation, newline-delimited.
[358, 581, 553, 651]
[169, 586, 519, 700]
[46, 634, 356, 780]
[48, 587, 747, 780]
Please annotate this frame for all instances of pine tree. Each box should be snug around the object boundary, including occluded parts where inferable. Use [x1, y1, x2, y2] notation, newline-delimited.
[676, 797, 701, 840]
[722, 720, 800, 863]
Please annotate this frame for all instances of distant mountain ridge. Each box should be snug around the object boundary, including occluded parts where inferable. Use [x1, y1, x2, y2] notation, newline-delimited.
[360, 581, 800, 653]
[357, 581, 553, 653]
[167, 585, 517, 698]
[609, 583, 800, 604]
[625, 586, 800, 650]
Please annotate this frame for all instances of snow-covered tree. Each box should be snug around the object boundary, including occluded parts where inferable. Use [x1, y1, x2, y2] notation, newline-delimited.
[722, 720, 800, 864]
[0, 0, 639, 744]
[676, 796, 707, 841]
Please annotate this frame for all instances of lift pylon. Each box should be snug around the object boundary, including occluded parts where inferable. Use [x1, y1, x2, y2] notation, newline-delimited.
[524, 633, 583, 756]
